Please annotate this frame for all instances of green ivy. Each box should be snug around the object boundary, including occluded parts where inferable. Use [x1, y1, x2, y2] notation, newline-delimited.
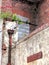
[12, 14, 21, 22]
[0, 12, 23, 24]
[0, 12, 11, 19]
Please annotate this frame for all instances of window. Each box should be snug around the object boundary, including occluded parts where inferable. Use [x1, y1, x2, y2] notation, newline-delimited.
[17, 15, 30, 40]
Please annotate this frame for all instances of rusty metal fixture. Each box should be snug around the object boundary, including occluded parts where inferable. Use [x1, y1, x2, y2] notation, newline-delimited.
[7, 29, 14, 65]
[2, 44, 7, 55]
[7, 29, 14, 35]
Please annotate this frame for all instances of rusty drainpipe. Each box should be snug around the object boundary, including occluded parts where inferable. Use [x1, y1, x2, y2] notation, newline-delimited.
[7, 29, 14, 65]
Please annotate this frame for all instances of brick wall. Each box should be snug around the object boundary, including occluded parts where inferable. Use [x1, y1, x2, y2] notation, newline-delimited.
[12, 0, 49, 31]
[2, 0, 49, 31]
[39, 0, 49, 24]
[1, 0, 42, 31]
[12, 1, 37, 31]
[1, 0, 12, 13]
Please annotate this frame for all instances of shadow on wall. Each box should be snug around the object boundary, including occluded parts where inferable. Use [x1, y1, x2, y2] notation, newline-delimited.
[30, 0, 46, 32]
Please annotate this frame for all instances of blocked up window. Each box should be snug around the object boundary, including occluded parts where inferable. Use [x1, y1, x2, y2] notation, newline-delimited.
[17, 15, 30, 40]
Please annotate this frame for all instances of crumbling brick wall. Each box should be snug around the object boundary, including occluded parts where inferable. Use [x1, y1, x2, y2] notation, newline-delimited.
[1, 0, 12, 12]
[39, 0, 49, 24]
[1, 0, 41, 31]
[1, 0, 49, 31]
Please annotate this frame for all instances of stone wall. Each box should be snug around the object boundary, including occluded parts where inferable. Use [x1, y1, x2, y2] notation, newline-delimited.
[1, 0, 49, 65]
[0, 0, 3, 65]
[0, 19, 3, 65]
[15, 24, 49, 65]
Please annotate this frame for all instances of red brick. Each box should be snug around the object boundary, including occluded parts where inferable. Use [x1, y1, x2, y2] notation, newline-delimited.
[27, 51, 42, 63]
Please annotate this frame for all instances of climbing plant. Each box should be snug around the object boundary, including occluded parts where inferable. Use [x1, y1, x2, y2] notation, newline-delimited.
[0, 12, 23, 24]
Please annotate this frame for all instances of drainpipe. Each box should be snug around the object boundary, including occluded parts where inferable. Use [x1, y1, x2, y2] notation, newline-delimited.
[7, 29, 14, 65]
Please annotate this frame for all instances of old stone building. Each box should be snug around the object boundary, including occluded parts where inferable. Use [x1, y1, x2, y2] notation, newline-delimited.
[0, 0, 49, 65]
